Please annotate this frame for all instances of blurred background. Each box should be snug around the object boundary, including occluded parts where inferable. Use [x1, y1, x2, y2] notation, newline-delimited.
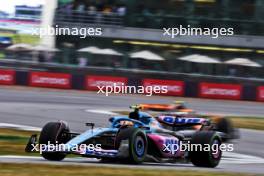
[0, 0, 264, 82]
[1, 3, 264, 174]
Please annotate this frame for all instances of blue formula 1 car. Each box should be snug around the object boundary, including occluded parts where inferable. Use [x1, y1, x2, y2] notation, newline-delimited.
[25, 106, 223, 167]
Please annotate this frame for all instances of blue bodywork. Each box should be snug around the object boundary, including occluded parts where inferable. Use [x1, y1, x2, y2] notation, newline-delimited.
[64, 112, 154, 157]
[62, 111, 207, 157]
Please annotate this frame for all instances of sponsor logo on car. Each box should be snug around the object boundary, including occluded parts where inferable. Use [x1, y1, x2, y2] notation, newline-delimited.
[159, 116, 202, 125]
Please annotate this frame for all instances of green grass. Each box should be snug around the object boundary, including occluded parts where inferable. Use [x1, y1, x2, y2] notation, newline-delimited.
[0, 163, 261, 176]
[0, 33, 40, 44]
[0, 128, 39, 155]
[0, 129, 76, 157]
[227, 116, 264, 131]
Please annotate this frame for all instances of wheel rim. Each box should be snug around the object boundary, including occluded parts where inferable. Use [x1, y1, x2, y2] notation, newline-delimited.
[212, 139, 221, 159]
[134, 136, 145, 157]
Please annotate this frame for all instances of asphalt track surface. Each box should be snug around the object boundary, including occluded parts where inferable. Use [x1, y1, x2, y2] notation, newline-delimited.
[0, 86, 264, 174]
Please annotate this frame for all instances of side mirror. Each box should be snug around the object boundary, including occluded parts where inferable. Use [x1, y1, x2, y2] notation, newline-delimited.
[85, 123, 95, 130]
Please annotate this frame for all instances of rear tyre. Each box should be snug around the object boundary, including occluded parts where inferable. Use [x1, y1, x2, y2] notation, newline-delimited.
[189, 131, 222, 168]
[116, 128, 147, 164]
[215, 118, 234, 141]
[39, 121, 70, 161]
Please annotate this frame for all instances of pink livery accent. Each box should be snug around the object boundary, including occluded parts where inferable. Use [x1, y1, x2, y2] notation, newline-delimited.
[157, 116, 206, 126]
[147, 133, 182, 158]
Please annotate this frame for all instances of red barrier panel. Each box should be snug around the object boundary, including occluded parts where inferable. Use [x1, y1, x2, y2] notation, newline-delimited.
[86, 75, 128, 91]
[0, 69, 15, 85]
[199, 82, 242, 100]
[30, 72, 71, 89]
[257, 86, 264, 101]
[142, 79, 184, 96]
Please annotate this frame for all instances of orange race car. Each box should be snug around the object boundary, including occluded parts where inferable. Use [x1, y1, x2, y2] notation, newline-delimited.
[139, 101, 193, 113]
[138, 101, 239, 141]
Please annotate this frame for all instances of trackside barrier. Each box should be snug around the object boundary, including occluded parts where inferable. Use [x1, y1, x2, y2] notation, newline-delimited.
[29, 72, 71, 89]
[199, 82, 242, 100]
[85, 75, 128, 91]
[0, 69, 262, 102]
[242, 85, 257, 101]
[0, 69, 15, 85]
[142, 79, 185, 96]
[257, 86, 264, 102]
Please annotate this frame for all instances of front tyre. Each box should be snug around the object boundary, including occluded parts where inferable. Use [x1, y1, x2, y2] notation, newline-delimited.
[116, 128, 148, 164]
[189, 131, 222, 168]
[39, 121, 70, 161]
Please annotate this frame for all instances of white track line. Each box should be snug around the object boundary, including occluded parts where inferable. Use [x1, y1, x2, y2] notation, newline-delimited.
[85, 109, 119, 115]
[0, 123, 41, 131]
[222, 152, 264, 164]
[0, 152, 263, 165]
